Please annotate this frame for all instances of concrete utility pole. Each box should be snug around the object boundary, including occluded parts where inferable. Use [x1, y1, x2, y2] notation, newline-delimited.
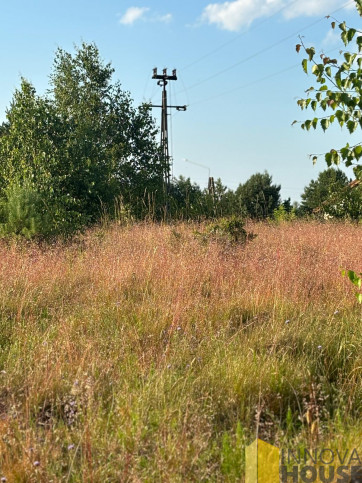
[151, 68, 186, 188]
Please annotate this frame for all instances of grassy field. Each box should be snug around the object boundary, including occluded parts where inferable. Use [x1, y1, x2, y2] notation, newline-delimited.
[0, 220, 361, 481]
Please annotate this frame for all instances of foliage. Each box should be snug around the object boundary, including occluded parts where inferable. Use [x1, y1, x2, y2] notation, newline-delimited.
[235, 171, 281, 218]
[300, 168, 361, 219]
[295, 1, 362, 304]
[220, 422, 245, 479]
[0, 43, 164, 236]
[196, 216, 256, 245]
[342, 269, 362, 303]
[294, 4, 362, 181]
[0, 181, 51, 239]
[212, 178, 239, 218]
[168, 176, 205, 219]
[273, 204, 297, 223]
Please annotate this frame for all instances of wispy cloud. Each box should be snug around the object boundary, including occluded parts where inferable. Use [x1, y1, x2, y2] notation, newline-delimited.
[119, 7, 172, 26]
[321, 27, 341, 47]
[201, 0, 353, 32]
[157, 13, 173, 23]
[284, 0, 350, 19]
[120, 7, 150, 25]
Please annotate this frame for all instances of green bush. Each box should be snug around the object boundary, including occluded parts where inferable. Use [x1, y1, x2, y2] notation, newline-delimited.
[273, 205, 297, 223]
[0, 181, 51, 239]
[195, 216, 256, 245]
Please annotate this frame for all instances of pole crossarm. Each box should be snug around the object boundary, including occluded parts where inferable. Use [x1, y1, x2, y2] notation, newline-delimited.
[152, 68, 177, 81]
[151, 105, 187, 111]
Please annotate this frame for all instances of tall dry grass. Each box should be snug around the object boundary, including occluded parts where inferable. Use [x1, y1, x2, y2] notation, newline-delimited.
[0, 220, 361, 481]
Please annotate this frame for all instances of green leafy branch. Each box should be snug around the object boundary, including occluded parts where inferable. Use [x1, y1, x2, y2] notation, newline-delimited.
[294, 18, 362, 181]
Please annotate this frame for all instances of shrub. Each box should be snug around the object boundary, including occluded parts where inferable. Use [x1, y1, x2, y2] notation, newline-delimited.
[196, 216, 256, 245]
[0, 181, 51, 239]
[273, 205, 297, 223]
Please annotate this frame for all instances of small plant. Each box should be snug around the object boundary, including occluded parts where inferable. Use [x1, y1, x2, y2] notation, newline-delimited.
[342, 269, 362, 303]
[0, 181, 51, 239]
[220, 422, 245, 479]
[273, 205, 296, 223]
[196, 216, 256, 245]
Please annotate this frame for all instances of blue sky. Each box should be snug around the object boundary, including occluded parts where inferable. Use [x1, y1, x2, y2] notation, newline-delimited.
[0, 0, 361, 201]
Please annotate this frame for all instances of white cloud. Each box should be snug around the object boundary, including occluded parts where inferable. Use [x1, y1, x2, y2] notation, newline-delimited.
[120, 7, 150, 25]
[119, 7, 172, 26]
[321, 27, 341, 47]
[283, 0, 348, 19]
[201, 0, 353, 31]
[158, 13, 173, 23]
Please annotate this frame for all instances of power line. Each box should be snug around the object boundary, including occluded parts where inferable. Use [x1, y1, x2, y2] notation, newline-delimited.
[189, 43, 340, 107]
[181, 0, 300, 72]
[176, 0, 354, 97]
[192, 63, 300, 107]
[178, 18, 323, 95]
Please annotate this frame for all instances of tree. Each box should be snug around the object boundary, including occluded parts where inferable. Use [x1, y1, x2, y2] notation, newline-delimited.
[299, 167, 362, 218]
[49, 43, 164, 218]
[0, 79, 75, 234]
[212, 178, 238, 217]
[235, 171, 281, 218]
[0, 43, 164, 235]
[294, 0, 362, 181]
[169, 175, 204, 219]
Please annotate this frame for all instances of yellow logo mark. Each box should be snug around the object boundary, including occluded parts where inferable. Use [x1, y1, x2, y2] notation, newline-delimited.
[245, 439, 280, 483]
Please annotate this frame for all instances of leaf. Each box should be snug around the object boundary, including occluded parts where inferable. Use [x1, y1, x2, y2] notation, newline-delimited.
[331, 150, 340, 164]
[339, 21, 347, 33]
[347, 28, 356, 43]
[347, 120, 358, 134]
[344, 52, 353, 65]
[357, 36, 362, 52]
[306, 47, 315, 61]
[302, 59, 308, 74]
[325, 152, 332, 166]
[353, 145, 362, 158]
[347, 270, 362, 288]
[355, 0, 362, 15]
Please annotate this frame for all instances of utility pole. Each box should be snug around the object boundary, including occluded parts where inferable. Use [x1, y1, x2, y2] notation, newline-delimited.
[151, 68, 187, 188]
[183, 158, 215, 196]
[184, 158, 216, 215]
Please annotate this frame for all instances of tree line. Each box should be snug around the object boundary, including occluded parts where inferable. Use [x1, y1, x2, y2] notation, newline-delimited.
[170, 168, 361, 221]
[0, 43, 360, 239]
